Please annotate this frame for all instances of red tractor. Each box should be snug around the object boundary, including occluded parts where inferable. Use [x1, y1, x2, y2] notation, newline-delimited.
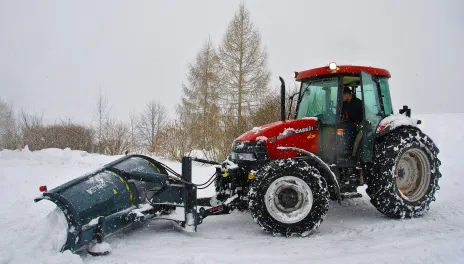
[214, 62, 441, 236]
[34, 63, 442, 254]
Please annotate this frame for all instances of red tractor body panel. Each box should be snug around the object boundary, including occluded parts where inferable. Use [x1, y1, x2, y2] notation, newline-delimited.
[296, 65, 391, 81]
[236, 119, 319, 160]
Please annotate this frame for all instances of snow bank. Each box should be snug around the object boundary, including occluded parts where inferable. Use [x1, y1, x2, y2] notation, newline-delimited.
[0, 200, 82, 264]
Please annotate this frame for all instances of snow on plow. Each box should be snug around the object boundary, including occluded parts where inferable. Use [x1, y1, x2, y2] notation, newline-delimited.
[34, 154, 213, 255]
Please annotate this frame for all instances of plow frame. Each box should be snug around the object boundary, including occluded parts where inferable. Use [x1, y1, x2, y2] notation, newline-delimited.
[34, 155, 215, 253]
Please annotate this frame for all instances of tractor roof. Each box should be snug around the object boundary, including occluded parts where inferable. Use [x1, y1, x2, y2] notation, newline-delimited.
[295, 64, 391, 81]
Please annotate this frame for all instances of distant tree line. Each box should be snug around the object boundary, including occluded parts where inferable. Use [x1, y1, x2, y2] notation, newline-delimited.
[0, 4, 297, 161]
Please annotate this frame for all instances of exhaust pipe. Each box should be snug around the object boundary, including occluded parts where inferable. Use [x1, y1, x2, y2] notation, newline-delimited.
[279, 76, 285, 121]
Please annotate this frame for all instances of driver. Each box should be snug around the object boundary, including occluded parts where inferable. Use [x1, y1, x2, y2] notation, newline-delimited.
[340, 86, 363, 158]
[342, 86, 363, 125]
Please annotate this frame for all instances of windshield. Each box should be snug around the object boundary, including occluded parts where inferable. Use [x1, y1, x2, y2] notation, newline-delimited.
[296, 78, 338, 124]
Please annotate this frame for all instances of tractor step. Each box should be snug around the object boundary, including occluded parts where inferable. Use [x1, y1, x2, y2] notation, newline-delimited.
[340, 192, 362, 199]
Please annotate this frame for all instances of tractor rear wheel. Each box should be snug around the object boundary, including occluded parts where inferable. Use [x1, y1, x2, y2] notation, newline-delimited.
[366, 127, 441, 218]
[248, 159, 329, 236]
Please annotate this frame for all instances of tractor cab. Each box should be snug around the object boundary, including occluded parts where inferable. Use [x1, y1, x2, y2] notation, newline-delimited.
[292, 63, 393, 165]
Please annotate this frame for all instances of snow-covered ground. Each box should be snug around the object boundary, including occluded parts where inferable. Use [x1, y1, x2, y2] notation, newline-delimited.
[1, 113, 463, 264]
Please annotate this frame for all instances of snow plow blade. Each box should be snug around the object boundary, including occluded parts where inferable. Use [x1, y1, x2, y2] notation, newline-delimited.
[34, 155, 199, 253]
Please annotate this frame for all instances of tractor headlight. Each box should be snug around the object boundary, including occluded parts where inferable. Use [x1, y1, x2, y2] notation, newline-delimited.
[230, 152, 257, 161]
[328, 62, 338, 70]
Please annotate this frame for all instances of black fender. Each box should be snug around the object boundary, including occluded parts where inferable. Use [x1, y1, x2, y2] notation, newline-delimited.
[277, 147, 341, 203]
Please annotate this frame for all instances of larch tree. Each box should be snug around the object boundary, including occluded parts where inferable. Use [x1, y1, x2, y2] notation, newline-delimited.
[218, 3, 271, 135]
[93, 92, 110, 153]
[180, 38, 222, 160]
[129, 109, 138, 152]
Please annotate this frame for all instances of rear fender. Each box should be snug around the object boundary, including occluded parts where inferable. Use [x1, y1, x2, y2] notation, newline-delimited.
[376, 114, 421, 137]
[277, 147, 341, 203]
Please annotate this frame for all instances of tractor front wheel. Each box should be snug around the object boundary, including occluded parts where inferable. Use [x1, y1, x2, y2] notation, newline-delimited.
[248, 159, 329, 236]
[366, 127, 441, 218]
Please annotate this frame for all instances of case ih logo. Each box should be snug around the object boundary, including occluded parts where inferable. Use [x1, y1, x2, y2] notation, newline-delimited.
[274, 126, 317, 141]
[294, 126, 317, 134]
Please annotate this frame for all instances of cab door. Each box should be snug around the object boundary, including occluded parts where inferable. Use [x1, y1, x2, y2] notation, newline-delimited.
[360, 71, 383, 162]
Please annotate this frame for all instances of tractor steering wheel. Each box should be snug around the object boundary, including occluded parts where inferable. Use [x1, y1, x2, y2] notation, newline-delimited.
[340, 112, 351, 123]
[319, 108, 336, 123]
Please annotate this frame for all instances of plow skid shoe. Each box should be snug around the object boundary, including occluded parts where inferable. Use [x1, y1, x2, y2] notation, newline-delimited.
[87, 242, 112, 256]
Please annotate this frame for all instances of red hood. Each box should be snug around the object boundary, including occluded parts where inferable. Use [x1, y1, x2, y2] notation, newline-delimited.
[236, 118, 319, 160]
[237, 118, 318, 142]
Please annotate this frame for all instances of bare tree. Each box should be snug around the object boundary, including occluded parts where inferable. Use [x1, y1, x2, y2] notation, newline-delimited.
[249, 93, 280, 127]
[93, 92, 110, 153]
[19, 108, 43, 131]
[17, 107, 43, 148]
[0, 98, 19, 149]
[101, 118, 130, 155]
[21, 119, 94, 152]
[136, 100, 167, 153]
[250, 81, 301, 127]
[128, 109, 138, 152]
[156, 109, 193, 161]
[219, 3, 271, 135]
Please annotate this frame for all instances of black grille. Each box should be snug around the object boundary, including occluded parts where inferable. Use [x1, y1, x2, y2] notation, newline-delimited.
[231, 141, 269, 161]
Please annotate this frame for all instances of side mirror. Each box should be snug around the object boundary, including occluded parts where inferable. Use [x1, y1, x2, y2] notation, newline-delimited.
[399, 105, 411, 117]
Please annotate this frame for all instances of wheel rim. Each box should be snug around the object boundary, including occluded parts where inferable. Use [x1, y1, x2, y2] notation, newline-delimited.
[395, 148, 431, 202]
[264, 176, 313, 224]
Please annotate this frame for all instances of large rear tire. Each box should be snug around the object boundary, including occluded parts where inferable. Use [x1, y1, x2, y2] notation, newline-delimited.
[366, 127, 441, 218]
[249, 159, 329, 236]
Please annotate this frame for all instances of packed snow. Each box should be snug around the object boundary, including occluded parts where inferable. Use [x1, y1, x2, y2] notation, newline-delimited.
[1, 113, 464, 264]
[256, 136, 268, 142]
[251, 126, 265, 133]
[281, 127, 296, 136]
[87, 217, 101, 227]
[376, 113, 419, 133]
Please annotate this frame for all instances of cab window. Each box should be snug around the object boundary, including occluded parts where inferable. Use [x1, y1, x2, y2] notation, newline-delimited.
[297, 78, 338, 124]
[379, 78, 393, 115]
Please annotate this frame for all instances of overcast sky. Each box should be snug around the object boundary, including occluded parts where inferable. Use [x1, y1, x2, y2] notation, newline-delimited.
[1, 0, 463, 125]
